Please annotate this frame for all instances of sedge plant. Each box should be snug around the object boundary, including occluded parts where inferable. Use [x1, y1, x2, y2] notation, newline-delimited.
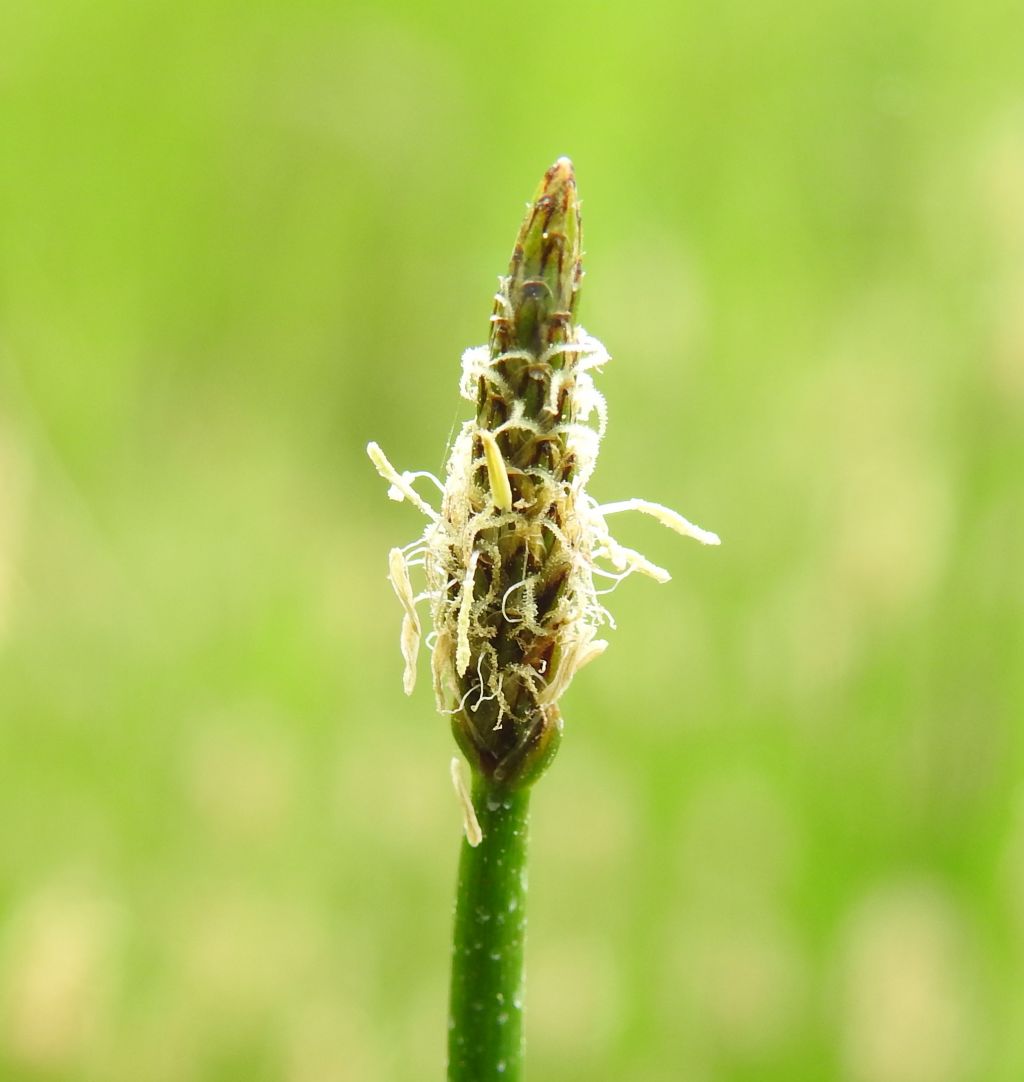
[368, 157, 719, 1081]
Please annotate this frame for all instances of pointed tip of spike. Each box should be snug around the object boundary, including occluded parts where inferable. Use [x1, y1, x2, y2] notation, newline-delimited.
[541, 157, 576, 203]
[551, 155, 574, 177]
[498, 158, 583, 354]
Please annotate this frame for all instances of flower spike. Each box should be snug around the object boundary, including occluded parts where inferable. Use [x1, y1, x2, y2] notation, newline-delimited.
[368, 158, 718, 791]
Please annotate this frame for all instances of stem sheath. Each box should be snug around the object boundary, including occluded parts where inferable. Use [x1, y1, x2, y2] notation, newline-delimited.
[448, 777, 530, 1081]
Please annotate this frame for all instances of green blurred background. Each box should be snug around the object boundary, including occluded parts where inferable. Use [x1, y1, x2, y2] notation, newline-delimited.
[2, 1, 1022, 1079]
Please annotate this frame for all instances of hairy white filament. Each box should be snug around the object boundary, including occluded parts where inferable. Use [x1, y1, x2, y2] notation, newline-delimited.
[368, 325, 720, 713]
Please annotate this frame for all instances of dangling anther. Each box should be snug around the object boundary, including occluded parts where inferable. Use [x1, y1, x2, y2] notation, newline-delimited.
[597, 498, 721, 546]
[366, 442, 441, 522]
[450, 757, 483, 847]
[456, 550, 480, 676]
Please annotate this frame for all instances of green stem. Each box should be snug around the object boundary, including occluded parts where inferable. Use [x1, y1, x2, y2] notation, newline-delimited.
[448, 777, 530, 1081]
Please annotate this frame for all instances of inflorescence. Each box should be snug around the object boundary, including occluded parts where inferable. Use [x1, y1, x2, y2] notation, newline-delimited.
[368, 157, 719, 793]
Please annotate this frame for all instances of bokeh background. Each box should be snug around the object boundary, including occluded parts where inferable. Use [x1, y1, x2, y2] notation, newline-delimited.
[2, 1, 1023, 1080]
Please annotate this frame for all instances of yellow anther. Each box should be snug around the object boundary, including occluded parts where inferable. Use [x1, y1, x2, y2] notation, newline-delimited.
[388, 547, 421, 695]
[366, 442, 440, 522]
[456, 550, 480, 676]
[598, 497, 721, 546]
[478, 429, 513, 512]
